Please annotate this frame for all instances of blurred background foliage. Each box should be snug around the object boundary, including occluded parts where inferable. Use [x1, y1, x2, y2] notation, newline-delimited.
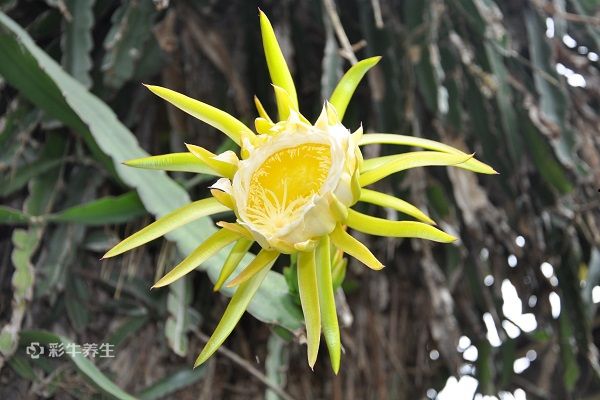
[0, 0, 599, 399]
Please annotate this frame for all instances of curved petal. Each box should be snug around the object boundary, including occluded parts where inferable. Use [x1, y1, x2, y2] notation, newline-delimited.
[329, 56, 381, 121]
[297, 249, 321, 369]
[272, 84, 298, 121]
[330, 225, 384, 270]
[185, 144, 238, 178]
[213, 238, 254, 291]
[359, 188, 435, 225]
[254, 95, 273, 123]
[359, 151, 472, 186]
[102, 197, 230, 258]
[259, 10, 298, 111]
[347, 209, 456, 243]
[360, 133, 497, 174]
[316, 236, 341, 374]
[226, 249, 279, 287]
[152, 229, 241, 288]
[123, 153, 218, 175]
[194, 264, 272, 367]
[145, 84, 254, 145]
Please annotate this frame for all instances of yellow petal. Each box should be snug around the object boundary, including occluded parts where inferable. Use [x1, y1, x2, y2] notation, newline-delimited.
[226, 249, 279, 288]
[254, 96, 273, 123]
[215, 221, 254, 241]
[359, 189, 435, 225]
[103, 198, 229, 258]
[329, 56, 381, 121]
[145, 84, 254, 145]
[297, 249, 321, 369]
[347, 209, 456, 243]
[123, 153, 218, 175]
[272, 84, 298, 121]
[359, 151, 472, 186]
[185, 144, 238, 178]
[194, 265, 271, 367]
[255, 117, 274, 134]
[315, 236, 341, 373]
[359, 133, 497, 174]
[330, 225, 384, 270]
[213, 238, 254, 291]
[259, 10, 298, 111]
[152, 229, 241, 288]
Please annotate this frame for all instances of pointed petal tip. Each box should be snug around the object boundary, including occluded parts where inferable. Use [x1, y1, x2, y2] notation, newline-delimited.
[101, 250, 114, 259]
[367, 55, 382, 64]
[225, 281, 236, 288]
[193, 357, 204, 369]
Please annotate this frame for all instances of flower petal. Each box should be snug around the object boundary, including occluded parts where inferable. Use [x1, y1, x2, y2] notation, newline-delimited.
[226, 249, 279, 288]
[216, 221, 254, 241]
[330, 225, 384, 270]
[123, 153, 218, 175]
[359, 188, 435, 225]
[315, 236, 341, 373]
[359, 151, 473, 186]
[145, 84, 254, 145]
[297, 249, 321, 369]
[152, 229, 241, 288]
[194, 264, 271, 367]
[359, 133, 498, 174]
[102, 198, 229, 258]
[254, 96, 273, 123]
[329, 56, 381, 121]
[185, 144, 238, 178]
[213, 238, 254, 291]
[346, 209, 457, 242]
[259, 10, 298, 111]
[272, 84, 298, 121]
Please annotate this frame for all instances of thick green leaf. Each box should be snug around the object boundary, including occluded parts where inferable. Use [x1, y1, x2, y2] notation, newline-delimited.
[0, 206, 30, 224]
[265, 333, 289, 400]
[0, 157, 63, 197]
[61, 0, 94, 87]
[165, 277, 192, 356]
[102, 0, 156, 89]
[49, 191, 145, 225]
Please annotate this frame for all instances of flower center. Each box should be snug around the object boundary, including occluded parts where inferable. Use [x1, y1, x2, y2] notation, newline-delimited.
[245, 143, 332, 231]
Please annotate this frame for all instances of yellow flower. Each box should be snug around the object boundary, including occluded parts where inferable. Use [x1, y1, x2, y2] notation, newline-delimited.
[103, 11, 496, 373]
